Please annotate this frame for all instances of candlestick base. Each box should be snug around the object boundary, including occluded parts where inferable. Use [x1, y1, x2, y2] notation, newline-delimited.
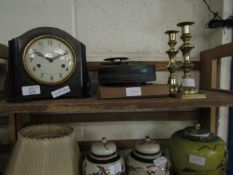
[176, 91, 207, 99]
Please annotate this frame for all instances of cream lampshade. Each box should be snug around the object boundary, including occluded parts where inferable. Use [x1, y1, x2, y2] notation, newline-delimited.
[4, 124, 80, 175]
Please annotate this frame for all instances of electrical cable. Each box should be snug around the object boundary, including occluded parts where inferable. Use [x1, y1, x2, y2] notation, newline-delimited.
[203, 0, 233, 28]
[203, 0, 223, 20]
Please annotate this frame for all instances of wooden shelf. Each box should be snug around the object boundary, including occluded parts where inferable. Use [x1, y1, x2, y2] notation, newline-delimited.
[0, 89, 233, 114]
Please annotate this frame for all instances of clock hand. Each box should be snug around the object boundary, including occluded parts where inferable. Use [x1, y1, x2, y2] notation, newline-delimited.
[51, 51, 69, 62]
[34, 51, 53, 62]
[34, 51, 45, 57]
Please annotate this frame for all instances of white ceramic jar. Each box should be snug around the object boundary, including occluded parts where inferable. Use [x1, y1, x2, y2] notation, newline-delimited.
[127, 136, 169, 175]
[82, 137, 125, 175]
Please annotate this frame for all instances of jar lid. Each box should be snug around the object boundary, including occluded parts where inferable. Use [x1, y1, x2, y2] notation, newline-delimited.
[184, 123, 210, 137]
[177, 123, 217, 142]
[135, 136, 160, 155]
[90, 137, 117, 156]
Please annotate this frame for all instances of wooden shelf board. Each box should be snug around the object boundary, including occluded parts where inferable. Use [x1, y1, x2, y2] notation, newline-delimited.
[29, 110, 198, 123]
[0, 90, 233, 114]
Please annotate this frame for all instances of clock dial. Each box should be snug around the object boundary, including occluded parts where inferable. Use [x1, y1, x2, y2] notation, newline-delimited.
[23, 36, 76, 85]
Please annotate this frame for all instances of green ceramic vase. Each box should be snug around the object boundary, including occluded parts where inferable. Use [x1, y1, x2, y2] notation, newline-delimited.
[169, 124, 227, 175]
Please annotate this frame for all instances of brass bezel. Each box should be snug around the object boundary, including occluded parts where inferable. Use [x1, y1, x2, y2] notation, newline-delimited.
[22, 35, 77, 85]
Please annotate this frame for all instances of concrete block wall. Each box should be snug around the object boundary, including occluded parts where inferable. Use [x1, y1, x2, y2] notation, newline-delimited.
[0, 0, 212, 58]
[0, 0, 230, 143]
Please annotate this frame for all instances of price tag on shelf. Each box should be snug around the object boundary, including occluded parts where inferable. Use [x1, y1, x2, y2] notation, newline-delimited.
[51, 86, 70, 98]
[153, 156, 168, 168]
[181, 78, 196, 87]
[189, 154, 206, 166]
[22, 85, 41, 96]
[108, 163, 122, 175]
[126, 87, 142, 97]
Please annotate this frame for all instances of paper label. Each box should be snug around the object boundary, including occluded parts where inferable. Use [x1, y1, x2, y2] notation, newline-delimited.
[181, 78, 196, 87]
[189, 154, 206, 166]
[126, 87, 142, 97]
[153, 156, 168, 168]
[22, 85, 41, 96]
[51, 86, 70, 98]
[108, 163, 122, 174]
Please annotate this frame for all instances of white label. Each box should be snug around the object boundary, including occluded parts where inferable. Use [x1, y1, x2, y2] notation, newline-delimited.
[51, 86, 70, 98]
[153, 156, 168, 168]
[22, 85, 41, 96]
[108, 163, 122, 175]
[181, 78, 196, 87]
[126, 87, 142, 97]
[189, 154, 206, 166]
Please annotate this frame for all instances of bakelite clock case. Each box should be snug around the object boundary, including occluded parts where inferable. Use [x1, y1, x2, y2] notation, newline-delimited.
[7, 27, 90, 101]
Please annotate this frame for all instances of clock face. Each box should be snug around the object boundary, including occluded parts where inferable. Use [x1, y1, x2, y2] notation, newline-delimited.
[23, 35, 76, 85]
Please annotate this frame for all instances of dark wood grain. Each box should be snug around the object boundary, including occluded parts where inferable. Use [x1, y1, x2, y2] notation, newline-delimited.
[29, 111, 198, 123]
[199, 43, 233, 133]
[0, 90, 233, 114]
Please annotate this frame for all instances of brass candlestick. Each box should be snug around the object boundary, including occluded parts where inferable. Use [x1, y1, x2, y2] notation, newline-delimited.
[165, 30, 179, 95]
[177, 21, 206, 99]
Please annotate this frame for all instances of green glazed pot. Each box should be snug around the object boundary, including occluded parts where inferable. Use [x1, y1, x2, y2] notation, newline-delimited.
[169, 125, 227, 175]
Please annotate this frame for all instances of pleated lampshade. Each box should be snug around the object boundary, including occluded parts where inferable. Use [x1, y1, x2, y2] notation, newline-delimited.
[4, 124, 80, 175]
